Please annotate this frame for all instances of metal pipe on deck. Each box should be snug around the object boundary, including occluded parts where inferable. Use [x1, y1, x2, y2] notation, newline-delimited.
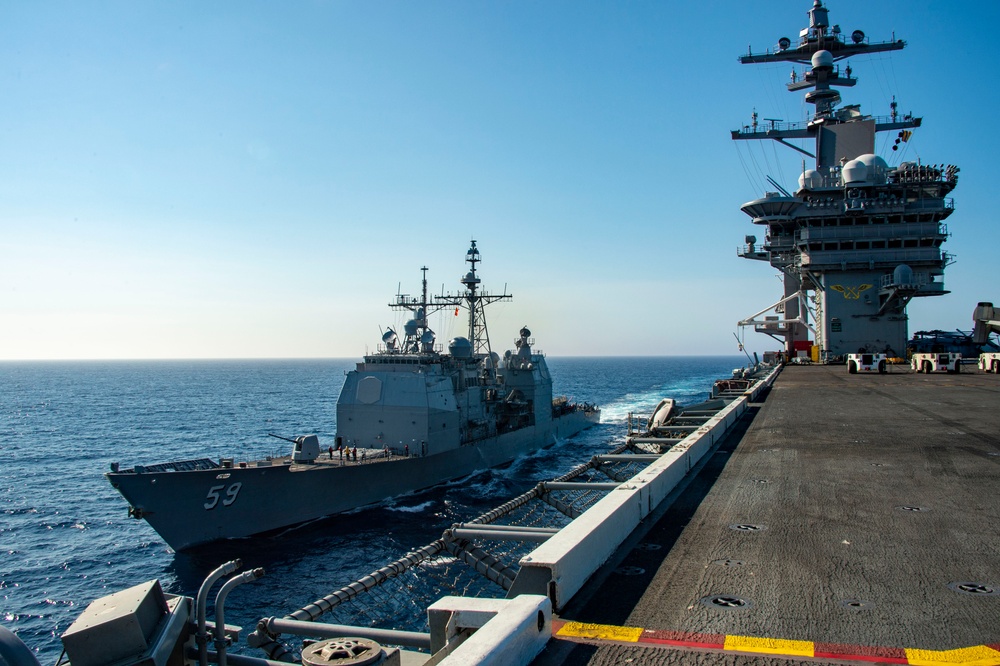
[261, 618, 432, 650]
[195, 649, 291, 666]
[540, 481, 621, 491]
[628, 437, 683, 445]
[215, 568, 264, 666]
[197, 560, 241, 666]
[594, 454, 661, 462]
[453, 523, 559, 534]
[450, 527, 556, 542]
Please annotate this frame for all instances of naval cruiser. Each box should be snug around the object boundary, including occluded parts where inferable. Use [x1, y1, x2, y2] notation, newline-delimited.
[106, 241, 599, 551]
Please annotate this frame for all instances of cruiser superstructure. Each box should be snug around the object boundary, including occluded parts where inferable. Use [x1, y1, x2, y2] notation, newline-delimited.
[735, 0, 958, 359]
[106, 242, 599, 551]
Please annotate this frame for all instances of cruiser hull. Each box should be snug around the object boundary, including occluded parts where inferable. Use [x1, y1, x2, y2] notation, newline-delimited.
[108, 410, 598, 551]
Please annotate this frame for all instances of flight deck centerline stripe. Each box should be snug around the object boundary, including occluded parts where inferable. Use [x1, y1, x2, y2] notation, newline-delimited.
[555, 621, 643, 642]
[905, 645, 1000, 666]
[724, 634, 814, 657]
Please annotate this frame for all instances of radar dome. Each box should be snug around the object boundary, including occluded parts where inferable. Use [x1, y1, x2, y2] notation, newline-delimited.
[404, 319, 418, 336]
[798, 169, 822, 190]
[811, 50, 834, 70]
[857, 154, 889, 183]
[893, 264, 914, 286]
[448, 337, 473, 358]
[842, 159, 868, 185]
[420, 329, 435, 353]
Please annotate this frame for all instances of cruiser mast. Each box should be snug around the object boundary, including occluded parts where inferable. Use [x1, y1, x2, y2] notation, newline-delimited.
[435, 240, 512, 357]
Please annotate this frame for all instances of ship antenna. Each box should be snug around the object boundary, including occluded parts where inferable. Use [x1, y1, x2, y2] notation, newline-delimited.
[435, 240, 512, 357]
[463, 241, 483, 350]
[420, 266, 429, 330]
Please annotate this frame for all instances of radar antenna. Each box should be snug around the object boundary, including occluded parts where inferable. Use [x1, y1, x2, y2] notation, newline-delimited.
[435, 240, 512, 357]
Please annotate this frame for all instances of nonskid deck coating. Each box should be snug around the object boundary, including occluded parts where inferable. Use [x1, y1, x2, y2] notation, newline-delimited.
[536, 364, 1000, 665]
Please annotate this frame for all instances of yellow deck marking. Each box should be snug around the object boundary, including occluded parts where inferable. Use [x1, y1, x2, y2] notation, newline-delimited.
[555, 621, 643, 642]
[906, 645, 1000, 666]
[724, 634, 815, 657]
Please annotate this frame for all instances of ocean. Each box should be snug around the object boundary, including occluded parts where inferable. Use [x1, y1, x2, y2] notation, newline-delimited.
[0, 356, 746, 662]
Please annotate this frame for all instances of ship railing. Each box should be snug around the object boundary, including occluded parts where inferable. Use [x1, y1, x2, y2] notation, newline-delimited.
[732, 114, 904, 139]
[880, 271, 931, 290]
[127, 458, 220, 474]
[801, 247, 943, 268]
[889, 165, 959, 185]
[798, 221, 945, 242]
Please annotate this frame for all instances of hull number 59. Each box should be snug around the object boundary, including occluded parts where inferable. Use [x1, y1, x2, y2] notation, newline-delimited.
[205, 482, 242, 510]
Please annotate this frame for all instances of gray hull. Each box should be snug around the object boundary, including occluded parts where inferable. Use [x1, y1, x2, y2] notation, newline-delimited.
[108, 410, 598, 551]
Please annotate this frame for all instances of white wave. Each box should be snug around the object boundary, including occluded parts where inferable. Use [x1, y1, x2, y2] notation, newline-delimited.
[387, 500, 434, 514]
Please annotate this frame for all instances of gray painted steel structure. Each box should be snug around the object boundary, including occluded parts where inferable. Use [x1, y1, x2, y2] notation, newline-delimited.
[734, 0, 958, 359]
[107, 242, 599, 551]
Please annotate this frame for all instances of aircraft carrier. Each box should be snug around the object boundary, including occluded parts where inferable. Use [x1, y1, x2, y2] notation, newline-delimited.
[539, 364, 1000, 665]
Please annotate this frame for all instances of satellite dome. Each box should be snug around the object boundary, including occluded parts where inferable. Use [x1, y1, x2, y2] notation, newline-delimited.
[520, 326, 531, 339]
[404, 319, 418, 336]
[857, 154, 889, 184]
[811, 50, 834, 69]
[857, 154, 887, 169]
[420, 330, 435, 344]
[842, 159, 868, 184]
[893, 264, 914, 286]
[798, 169, 822, 190]
[448, 337, 473, 358]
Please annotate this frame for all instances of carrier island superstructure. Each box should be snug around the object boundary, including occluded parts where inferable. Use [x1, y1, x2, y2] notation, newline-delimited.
[735, 0, 958, 360]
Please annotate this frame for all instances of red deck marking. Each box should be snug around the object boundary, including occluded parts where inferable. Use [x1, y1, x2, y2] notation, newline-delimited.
[641, 628, 726, 649]
[815, 642, 909, 664]
[555, 619, 998, 665]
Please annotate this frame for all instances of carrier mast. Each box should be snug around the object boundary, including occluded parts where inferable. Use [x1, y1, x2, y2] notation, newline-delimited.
[734, 0, 958, 359]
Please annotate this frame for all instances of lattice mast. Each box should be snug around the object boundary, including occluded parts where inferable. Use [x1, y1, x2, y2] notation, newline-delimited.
[435, 240, 512, 357]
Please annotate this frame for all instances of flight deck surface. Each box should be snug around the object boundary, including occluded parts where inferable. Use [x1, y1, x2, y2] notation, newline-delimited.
[538, 364, 1000, 665]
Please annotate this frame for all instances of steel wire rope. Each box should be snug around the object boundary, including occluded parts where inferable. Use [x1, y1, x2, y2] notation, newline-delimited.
[871, 52, 898, 160]
[734, 143, 765, 196]
[745, 143, 771, 194]
[752, 60, 792, 186]
[770, 139, 788, 191]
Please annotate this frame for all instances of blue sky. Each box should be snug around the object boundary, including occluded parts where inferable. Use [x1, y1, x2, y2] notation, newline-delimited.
[2, 1, 997, 359]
